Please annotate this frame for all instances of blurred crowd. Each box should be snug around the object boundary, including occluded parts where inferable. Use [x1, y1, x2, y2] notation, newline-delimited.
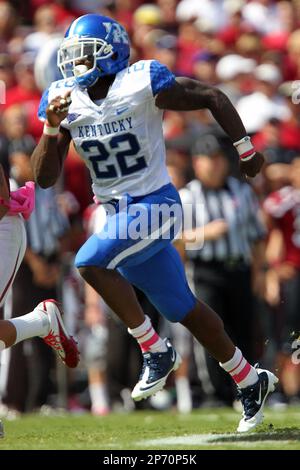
[0, 0, 300, 418]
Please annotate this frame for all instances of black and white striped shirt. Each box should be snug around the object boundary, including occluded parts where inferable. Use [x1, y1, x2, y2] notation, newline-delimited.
[180, 177, 265, 263]
[26, 186, 69, 257]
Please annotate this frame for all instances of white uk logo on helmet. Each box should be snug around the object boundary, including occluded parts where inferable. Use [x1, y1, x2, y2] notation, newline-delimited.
[102, 22, 129, 44]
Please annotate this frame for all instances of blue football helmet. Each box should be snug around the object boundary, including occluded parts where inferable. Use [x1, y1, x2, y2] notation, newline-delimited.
[57, 14, 130, 88]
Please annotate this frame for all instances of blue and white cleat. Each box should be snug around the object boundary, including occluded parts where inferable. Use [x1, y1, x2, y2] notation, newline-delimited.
[131, 338, 181, 401]
[237, 367, 279, 433]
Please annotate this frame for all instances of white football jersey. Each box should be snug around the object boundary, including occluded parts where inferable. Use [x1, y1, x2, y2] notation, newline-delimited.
[38, 60, 175, 202]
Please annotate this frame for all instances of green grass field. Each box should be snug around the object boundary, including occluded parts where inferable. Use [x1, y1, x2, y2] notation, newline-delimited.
[1, 407, 300, 450]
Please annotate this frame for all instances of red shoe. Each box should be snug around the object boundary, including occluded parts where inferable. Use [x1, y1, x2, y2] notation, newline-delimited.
[36, 299, 80, 368]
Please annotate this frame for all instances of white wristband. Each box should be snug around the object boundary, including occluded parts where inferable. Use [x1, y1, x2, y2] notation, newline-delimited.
[233, 136, 254, 155]
[43, 122, 59, 137]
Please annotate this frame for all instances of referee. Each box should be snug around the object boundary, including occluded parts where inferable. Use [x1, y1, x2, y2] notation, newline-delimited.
[180, 134, 266, 404]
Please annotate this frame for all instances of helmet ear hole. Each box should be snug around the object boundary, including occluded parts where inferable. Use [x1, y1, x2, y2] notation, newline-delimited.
[111, 52, 118, 61]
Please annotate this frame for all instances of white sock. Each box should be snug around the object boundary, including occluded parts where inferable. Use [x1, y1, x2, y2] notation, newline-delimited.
[220, 347, 258, 388]
[128, 316, 167, 353]
[89, 383, 109, 411]
[176, 376, 192, 413]
[9, 310, 50, 345]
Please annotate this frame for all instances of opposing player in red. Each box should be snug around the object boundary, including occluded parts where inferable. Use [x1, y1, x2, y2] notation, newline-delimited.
[0, 163, 79, 367]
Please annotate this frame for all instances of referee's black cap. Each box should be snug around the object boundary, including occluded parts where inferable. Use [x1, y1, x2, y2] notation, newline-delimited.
[191, 134, 223, 158]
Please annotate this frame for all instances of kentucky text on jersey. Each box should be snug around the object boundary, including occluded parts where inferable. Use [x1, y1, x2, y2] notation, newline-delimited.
[77, 117, 133, 138]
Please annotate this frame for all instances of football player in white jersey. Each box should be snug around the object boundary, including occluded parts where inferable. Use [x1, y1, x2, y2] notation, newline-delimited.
[0, 163, 79, 369]
[32, 13, 277, 432]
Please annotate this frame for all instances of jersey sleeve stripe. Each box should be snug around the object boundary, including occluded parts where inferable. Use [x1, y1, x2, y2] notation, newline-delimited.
[37, 87, 50, 122]
[150, 60, 175, 97]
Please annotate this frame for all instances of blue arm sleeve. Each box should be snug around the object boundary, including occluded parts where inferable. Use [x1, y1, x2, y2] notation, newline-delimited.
[37, 88, 49, 121]
[150, 60, 175, 96]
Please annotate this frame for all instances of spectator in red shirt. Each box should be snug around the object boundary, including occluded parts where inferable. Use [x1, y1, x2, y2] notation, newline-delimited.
[264, 158, 300, 403]
[5, 53, 41, 109]
[5, 53, 43, 140]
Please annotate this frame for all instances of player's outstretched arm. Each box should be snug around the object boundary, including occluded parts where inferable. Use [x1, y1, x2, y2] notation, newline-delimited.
[31, 92, 72, 188]
[155, 77, 264, 178]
